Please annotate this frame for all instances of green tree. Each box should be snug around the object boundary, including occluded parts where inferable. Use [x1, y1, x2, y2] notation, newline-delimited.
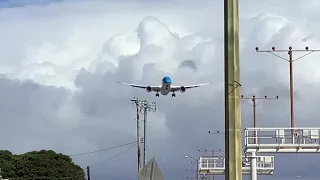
[0, 150, 85, 180]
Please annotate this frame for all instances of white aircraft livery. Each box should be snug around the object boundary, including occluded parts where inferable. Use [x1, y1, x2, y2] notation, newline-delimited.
[118, 76, 210, 97]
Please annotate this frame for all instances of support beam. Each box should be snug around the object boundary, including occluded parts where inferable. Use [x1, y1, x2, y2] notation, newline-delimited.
[224, 0, 242, 180]
[250, 152, 257, 180]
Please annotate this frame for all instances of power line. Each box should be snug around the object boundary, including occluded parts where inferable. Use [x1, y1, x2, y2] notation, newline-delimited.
[90, 143, 136, 168]
[255, 46, 320, 136]
[0, 106, 126, 133]
[68, 141, 137, 157]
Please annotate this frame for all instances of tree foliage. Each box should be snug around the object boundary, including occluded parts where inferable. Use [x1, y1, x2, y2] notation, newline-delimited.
[0, 150, 85, 180]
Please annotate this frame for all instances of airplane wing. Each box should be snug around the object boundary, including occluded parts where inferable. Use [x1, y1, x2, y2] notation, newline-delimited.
[117, 82, 161, 91]
[170, 83, 210, 91]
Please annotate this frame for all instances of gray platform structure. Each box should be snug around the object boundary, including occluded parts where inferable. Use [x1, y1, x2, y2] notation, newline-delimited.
[244, 127, 320, 153]
[198, 127, 320, 179]
[198, 155, 274, 175]
[244, 127, 320, 180]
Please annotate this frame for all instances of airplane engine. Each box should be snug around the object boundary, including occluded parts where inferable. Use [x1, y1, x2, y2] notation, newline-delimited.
[146, 86, 152, 92]
[180, 86, 186, 93]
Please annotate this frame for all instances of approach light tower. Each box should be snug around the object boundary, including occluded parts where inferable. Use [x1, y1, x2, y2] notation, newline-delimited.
[241, 95, 278, 143]
[255, 46, 320, 136]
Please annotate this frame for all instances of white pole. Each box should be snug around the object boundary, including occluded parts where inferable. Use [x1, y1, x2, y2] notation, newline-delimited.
[250, 151, 257, 180]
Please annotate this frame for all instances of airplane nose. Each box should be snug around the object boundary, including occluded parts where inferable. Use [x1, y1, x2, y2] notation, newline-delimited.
[162, 77, 171, 83]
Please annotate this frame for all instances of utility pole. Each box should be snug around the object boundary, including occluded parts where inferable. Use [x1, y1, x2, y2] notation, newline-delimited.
[241, 95, 278, 143]
[131, 97, 142, 179]
[143, 105, 147, 167]
[255, 46, 320, 136]
[86, 166, 91, 180]
[140, 100, 156, 166]
[224, 0, 242, 180]
[131, 98, 156, 170]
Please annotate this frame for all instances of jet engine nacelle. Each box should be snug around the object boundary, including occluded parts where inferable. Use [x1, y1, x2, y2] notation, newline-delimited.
[146, 86, 152, 92]
[180, 86, 186, 93]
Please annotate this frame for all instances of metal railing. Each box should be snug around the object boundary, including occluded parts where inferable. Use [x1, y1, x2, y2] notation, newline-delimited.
[198, 156, 274, 171]
[244, 127, 320, 147]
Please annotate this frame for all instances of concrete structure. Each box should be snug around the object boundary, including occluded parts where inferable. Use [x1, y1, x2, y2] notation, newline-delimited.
[223, 0, 242, 179]
[139, 158, 163, 180]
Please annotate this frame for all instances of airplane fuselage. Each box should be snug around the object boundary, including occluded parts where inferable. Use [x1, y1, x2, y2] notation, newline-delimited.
[160, 76, 172, 95]
[160, 82, 171, 95]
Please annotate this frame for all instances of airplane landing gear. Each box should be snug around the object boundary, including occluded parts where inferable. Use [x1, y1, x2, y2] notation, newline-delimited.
[172, 93, 176, 97]
[156, 93, 159, 97]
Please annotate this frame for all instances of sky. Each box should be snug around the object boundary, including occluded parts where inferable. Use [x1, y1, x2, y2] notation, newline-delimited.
[1, 0, 320, 179]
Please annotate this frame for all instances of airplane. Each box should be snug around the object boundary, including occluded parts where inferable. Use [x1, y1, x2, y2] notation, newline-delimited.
[118, 76, 210, 97]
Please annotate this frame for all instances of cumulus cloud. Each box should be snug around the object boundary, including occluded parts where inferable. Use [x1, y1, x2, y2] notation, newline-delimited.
[179, 59, 198, 71]
[1, 0, 320, 179]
